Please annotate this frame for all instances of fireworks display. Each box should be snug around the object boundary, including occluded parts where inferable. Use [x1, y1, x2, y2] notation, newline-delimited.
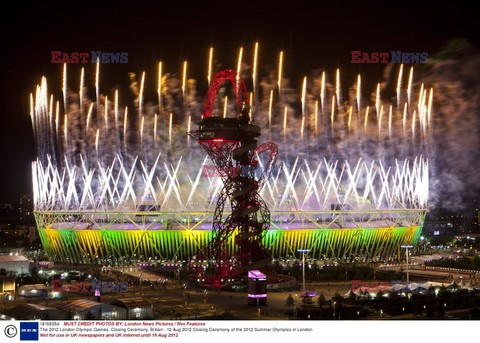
[30, 44, 431, 213]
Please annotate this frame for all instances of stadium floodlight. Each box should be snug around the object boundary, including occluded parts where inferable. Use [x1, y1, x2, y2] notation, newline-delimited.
[401, 245, 414, 284]
[298, 249, 311, 292]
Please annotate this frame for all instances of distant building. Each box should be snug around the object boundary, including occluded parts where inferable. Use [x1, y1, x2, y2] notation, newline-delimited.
[57, 299, 127, 320]
[0, 255, 30, 274]
[18, 194, 34, 224]
[2, 303, 67, 320]
[18, 284, 47, 297]
[110, 297, 153, 319]
[0, 276, 15, 296]
[427, 209, 480, 235]
[38, 261, 54, 269]
[14, 224, 37, 245]
[0, 203, 17, 225]
[0, 196, 38, 248]
[422, 220, 456, 237]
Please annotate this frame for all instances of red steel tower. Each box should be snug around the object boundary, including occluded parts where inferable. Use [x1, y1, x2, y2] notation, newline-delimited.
[188, 69, 278, 288]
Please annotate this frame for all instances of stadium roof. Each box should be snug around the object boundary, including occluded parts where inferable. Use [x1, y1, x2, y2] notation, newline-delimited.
[18, 284, 47, 291]
[57, 299, 104, 313]
[48, 218, 414, 230]
[111, 297, 151, 309]
[3, 303, 62, 319]
[0, 255, 29, 262]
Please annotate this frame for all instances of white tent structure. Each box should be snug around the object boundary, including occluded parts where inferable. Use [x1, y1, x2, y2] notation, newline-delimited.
[463, 280, 474, 290]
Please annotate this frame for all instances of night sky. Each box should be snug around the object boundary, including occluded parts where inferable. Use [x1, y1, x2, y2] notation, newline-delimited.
[0, 1, 477, 204]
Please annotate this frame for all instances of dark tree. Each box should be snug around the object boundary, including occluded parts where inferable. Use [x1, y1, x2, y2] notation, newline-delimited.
[302, 296, 313, 305]
[317, 292, 325, 307]
[285, 294, 295, 307]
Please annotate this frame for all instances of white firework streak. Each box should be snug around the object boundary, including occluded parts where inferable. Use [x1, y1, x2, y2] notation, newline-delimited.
[161, 158, 184, 210]
[187, 155, 209, 205]
[140, 154, 161, 206]
[32, 155, 429, 212]
[79, 155, 95, 209]
[118, 157, 137, 206]
[301, 161, 322, 209]
[278, 158, 300, 209]
[97, 158, 117, 208]
[344, 159, 363, 207]
[64, 156, 79, 208]
[254, 153, 277, 208]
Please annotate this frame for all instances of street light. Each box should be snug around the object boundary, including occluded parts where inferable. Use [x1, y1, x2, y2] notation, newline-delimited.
[297, 249, 310, 293]
[294, 293, 298, 320]
[401, 245, 413, 286]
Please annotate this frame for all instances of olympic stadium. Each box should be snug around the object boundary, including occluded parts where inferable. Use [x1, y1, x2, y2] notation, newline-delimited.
[32, 155, 427, 264]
